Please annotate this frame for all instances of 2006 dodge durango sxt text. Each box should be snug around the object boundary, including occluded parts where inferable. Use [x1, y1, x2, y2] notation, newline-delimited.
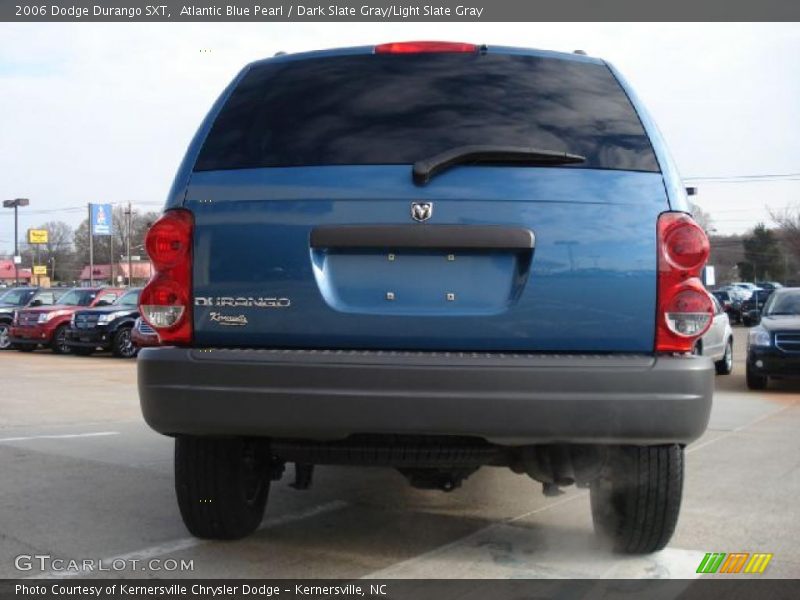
[137, 42, 714, 553]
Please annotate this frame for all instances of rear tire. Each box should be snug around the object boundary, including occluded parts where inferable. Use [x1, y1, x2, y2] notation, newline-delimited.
[590, 445, 683, 554]
[51, 324, 71, 354]
[746, 363, 768, 390]
[112, 327, 137, 358]
[175, 436, 270, 540]
[715, 339, 733, 375]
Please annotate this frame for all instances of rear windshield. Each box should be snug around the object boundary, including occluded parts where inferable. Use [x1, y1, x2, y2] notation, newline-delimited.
[195, 53, 659, 173]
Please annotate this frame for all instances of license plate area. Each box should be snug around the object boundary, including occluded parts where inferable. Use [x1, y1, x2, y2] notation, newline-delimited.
[311, 248, 531, 316]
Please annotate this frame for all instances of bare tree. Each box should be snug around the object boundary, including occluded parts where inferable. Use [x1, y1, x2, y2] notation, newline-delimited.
[770, 205, 800, 259]
[21, 221, 77, 282]
[690, 202, 714, 233]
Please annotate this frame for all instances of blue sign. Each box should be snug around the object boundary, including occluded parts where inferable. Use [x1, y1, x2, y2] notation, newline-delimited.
[91, 203, 112, 236]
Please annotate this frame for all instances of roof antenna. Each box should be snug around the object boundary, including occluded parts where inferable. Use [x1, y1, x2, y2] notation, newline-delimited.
[274, 51, 287, 56]
[573, 50, 587, 55]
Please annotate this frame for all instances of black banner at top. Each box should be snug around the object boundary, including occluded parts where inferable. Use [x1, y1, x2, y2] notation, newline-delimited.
[2, 0, 800, 22]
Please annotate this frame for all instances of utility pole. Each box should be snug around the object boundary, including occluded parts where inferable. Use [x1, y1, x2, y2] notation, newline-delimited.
[3, 198, 30, 286]
[88, 204, 94, 286]
[125, 202, 132, 286]
[110, 226, 114, 286]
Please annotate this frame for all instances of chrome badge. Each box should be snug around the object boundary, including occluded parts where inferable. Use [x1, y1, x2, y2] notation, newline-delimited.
[209, 312, 248, 327]
[195, 297, 291, 308]
[411, 202, 433, 222]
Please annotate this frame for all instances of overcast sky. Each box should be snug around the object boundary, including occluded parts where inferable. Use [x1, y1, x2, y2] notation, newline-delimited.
[1, 22, 798, 251]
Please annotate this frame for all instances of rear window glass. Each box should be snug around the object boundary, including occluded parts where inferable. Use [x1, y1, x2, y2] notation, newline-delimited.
[195, 53, 660, 173]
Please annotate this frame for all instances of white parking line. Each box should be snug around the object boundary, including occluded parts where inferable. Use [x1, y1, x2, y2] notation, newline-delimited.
[29, 500, 350, 579]
[0, 431, 120, 444]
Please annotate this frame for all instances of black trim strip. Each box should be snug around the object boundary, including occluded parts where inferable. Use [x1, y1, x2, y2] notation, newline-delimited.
[310, 225, 535, 250]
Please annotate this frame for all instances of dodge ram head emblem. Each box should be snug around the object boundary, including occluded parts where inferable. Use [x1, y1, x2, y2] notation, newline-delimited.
[411, 202, 433, 222]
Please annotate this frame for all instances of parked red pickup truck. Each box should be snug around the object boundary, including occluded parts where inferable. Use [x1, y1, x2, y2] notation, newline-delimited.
[10, 287, 123, 354]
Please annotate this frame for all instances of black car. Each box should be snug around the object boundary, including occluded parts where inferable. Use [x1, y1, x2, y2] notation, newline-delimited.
[746, 288, 800, 389]
[66, 288, 141, 357]
[741, 289, 774, 325]
[711, 290, 743, 324]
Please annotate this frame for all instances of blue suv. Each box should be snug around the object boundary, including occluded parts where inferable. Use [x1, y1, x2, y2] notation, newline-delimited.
[137, 42, 714, 552]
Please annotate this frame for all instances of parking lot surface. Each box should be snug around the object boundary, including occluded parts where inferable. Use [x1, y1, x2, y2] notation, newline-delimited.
[1, 327, 798, 579]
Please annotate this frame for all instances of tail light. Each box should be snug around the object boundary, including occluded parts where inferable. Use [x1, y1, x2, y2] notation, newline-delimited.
[139, 209, 193, 345]
[656, 212, 712, 353]
[374, 41, 478, 54]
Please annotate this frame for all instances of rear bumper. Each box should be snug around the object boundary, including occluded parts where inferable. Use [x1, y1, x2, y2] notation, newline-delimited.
[139, 347, 713, 445]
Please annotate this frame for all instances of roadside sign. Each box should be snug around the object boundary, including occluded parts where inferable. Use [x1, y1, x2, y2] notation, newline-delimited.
[28, 229, 49, 244]
[704, 265, 716, 287]
[91, 203, 113, 236]
[13, 255, 21, 264]
[33, 265, 47, 275]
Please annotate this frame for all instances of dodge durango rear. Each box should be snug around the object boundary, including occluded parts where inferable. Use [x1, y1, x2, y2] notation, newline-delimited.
[137, 42, 714, 552]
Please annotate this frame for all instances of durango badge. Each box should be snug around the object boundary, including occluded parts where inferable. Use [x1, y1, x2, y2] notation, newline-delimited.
[195, 297, 291, 308]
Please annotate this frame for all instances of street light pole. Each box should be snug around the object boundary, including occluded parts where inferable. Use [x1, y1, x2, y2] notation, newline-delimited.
[125, 202, 132, 286]
[3, 198, 30, 286]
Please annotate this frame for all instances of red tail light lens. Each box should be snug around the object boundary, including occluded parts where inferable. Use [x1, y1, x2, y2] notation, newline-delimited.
[374, 41, 478, 54]
[656, 212, 712, 353]
[145, 209, 192, 270]
[661, 216, 710, 270]
[140, 209, 193, 345]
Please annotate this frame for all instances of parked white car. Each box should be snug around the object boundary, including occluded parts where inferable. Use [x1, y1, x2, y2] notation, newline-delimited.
[696, 293, 734, 374]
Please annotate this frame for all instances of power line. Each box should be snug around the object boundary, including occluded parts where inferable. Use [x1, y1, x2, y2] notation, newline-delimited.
[684, 173, 800, 183]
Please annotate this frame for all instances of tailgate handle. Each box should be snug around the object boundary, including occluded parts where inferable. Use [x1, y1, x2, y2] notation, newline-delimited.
[310, 225, 535, 250]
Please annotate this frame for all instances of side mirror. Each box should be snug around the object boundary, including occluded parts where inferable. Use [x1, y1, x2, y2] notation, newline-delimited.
[94, 300, 111, 307]
[747, 309, 761, 325]
[29, 299, 43, 307]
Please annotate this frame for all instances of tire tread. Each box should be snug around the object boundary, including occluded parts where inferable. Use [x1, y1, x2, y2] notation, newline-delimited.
[591, 445, 683, 554]
[175, 437, 269, 540]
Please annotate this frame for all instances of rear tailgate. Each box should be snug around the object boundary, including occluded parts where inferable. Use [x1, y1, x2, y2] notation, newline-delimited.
[189, 165, 665, 351]
[184, 47, 668, 352]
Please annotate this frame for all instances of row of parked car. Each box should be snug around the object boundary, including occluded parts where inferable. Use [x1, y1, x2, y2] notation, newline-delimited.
[705, 282, 800, 390]
[710, 281, 783, 326]
[0, 286, 157, 357]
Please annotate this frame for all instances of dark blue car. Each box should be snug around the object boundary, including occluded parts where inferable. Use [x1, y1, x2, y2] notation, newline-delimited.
[136, 42, 714, 552]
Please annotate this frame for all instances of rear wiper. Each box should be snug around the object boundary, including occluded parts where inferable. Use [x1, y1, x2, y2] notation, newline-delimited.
[413, 145, 586, 185]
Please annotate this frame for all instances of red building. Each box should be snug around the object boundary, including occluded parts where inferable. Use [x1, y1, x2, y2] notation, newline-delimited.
[78, 261, 153, 285]
[0, 259, 32, 285]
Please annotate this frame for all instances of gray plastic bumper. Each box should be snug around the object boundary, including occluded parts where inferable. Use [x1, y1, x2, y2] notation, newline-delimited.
[138, 347, 714, 445]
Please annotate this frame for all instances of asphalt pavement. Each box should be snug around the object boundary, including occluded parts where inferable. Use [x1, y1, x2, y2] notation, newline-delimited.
[1, 327, 798, 579]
